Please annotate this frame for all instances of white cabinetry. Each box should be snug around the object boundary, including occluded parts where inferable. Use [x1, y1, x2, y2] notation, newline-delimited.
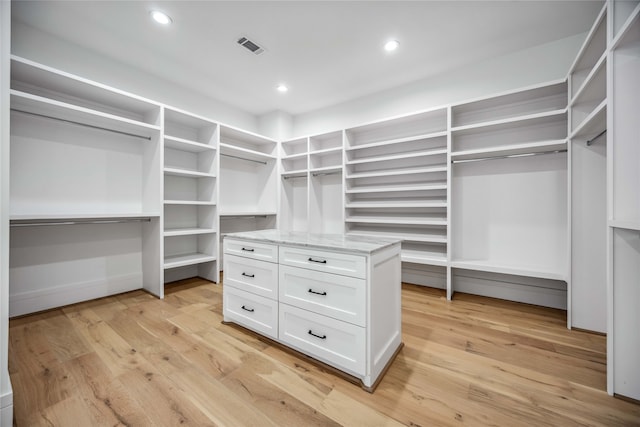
[163, 107, 219, 284]
[607, 0, 640, 401]
[9, 56, 163, 316]
[223, 230, 402, 390]
[569, 4, 608, 332]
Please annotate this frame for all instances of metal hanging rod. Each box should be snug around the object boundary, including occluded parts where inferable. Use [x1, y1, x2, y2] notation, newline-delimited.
[220, 215, 269, 219]
[10, 108, 152, 141]
[451, 149, 567, 164]
[312, 170, 342, 177]
[10, 218, 152, 227]
[221, 153, 267, 165]
[283, 174, 307, 180]
[586, 129, 607, 146]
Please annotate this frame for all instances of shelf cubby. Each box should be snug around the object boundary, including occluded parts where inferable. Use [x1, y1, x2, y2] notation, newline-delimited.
[281, 137, 308, 157]
[569, 6, 607, 98]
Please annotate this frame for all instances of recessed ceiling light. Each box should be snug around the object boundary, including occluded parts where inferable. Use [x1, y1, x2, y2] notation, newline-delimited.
[150, 10, 172, 25]
[276, 84, 289, 93]
[384, 40, 400, 52]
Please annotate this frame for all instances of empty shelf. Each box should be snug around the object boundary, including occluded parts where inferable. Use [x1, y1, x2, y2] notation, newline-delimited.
[164, 253, 217, 269]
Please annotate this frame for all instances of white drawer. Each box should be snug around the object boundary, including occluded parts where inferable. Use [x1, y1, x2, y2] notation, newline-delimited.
[279, 304, 365, 376]
[224, 286, 278, 340]
[224, 255, 278, 299]
[224, 239, 278, 263]
[279, 265, 366, 327]
[279, 246, 366, 279]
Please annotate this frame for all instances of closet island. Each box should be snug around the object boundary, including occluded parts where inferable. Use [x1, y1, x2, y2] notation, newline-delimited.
[222, 230, 402, 391]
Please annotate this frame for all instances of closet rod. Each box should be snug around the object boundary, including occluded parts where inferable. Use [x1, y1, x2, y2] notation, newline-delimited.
[220, 215, 268, 219]
[10, 218, 152, 227]
[283, 174, 307, 180]
[10, 108, 152, 141]
[451, 149, 567, 164]
[586, 129, 607, 146]
[221, 153, 267, 165]
[312, 170, 342, 177]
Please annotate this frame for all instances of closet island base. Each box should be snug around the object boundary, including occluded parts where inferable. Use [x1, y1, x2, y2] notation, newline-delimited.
[221, 230, 402, 391]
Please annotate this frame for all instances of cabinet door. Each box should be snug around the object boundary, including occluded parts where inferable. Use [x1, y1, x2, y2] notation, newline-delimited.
[279, 304, 365, 376]
[279, 265, 366, 327]
[224, 286, 278, 340]
[279, 246, 366, 278]
[224, 255, 278, 299]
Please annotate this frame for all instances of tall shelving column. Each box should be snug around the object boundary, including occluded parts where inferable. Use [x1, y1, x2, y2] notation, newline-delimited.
[568, 3, 608, 332]
[279, 136, 308, 232]
[344, 109, 449, 288]
[163, 107, 219, 285]
[606, 0, 640, 401]
[309, 131, 343, 234]
[450, 81, 569, 308]
[219, 126, 278, 266]
[9, 56, 163, 315]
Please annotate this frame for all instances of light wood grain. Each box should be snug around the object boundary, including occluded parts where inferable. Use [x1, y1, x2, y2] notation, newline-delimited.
[8, 279, 640, 426]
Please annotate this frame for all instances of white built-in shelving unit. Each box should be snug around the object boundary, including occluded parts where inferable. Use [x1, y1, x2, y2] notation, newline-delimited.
[219, 126, 278, 264]
[8, 56, 163, 315]
[163, 107, 219, 284]
[344, 109, 449, 271]
[606, 0, 640, 401]
[450, 81, 569, 308]
[568, 3, 608, 333]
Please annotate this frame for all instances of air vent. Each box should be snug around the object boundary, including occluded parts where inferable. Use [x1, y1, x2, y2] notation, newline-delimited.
[237, 36, 265, 55]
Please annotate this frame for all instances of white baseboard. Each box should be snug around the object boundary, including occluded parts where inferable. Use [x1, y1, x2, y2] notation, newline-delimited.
[1, 376, 13, 427]
[9, 273, 143, 317]
[402, 263, 446, 289]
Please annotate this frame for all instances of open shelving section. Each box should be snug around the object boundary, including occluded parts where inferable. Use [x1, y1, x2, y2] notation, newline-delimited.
[163, 107, 219, 284]
[9, 55, 163, 315]
[280, 137, 308, 232]
[344, 108, 449, 269]
[219, 125, 278, 264]
[450, 80, 569, 308]
[568, 3, 608, 333]
[607, 0, 640, 401]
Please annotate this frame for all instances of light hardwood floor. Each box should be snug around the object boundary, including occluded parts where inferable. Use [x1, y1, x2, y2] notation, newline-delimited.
[8, 278, 640, 426]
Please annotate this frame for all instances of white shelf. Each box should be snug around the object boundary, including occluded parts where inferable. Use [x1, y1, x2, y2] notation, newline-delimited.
[346, 148, 446, 165]
[164, 253, 217, 269]
[451, 260, 566, 281]
[609, 220, 640, 231]
[346, 230, 447, 244]
[310, 146, 342, 156]
[345, 216, 446, 226]
[164, 135, 215, 152]
[163, 167, 216, 179]
[164, 227, 217, 237]
[282, 152, 308, 160]
[220, 211, 277, 217]
[310, 166, 342, 175]
[346, 183, 447, 194]
[401, 253, 448, 267]
[11, 90, 160, 139]
[451, 140, 567, 162]
[10, 212, 160, 222]
[346, 165, 446, 179]
[451, 109, 567, 134]
[220, 142, 276, 162]
[570, 52, 606, 108]
[570, 99, 607, 140]
[346, 200, 446, 209]
[346, 131, 447, 151]
[164, 200, 216, 206]
[611, 2, 640, 50]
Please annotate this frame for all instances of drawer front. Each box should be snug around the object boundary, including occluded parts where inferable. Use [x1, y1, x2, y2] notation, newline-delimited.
[279, 246, 366, 279]
[224, 239, 278, 263]
[279, 304, 365, 376]
[279, 265, 366, 327]
[224, 255, 278, 299]
[224, 286, 278, 340]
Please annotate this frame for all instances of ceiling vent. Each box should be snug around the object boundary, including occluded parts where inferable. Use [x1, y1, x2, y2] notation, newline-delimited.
[237, 36, 265, 55]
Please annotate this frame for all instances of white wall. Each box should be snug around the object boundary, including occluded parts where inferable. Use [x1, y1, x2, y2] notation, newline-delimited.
[258, 110, 293, 140]
[291, 33, 586, 137]
[11, 22, 259, 134]
[1, 1, 13, 425]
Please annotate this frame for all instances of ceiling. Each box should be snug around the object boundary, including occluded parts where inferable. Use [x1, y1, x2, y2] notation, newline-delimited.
[11, 1, 603, 116]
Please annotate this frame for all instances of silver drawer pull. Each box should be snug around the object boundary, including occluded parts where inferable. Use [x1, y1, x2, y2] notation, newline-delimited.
[308, 288, 327, 296]
[308, 257, 327, 264]
[242, 272, 255, 278]
[308, 330, 326, 340]
[241, 305, 255, 312]
[241, 247, 255, 252]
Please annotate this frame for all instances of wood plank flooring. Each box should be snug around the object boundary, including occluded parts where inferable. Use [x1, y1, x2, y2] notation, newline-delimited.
[8, 279, 640, 426]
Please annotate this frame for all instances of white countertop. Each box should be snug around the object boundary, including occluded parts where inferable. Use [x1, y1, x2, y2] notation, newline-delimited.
[224, 229, 401, 254]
